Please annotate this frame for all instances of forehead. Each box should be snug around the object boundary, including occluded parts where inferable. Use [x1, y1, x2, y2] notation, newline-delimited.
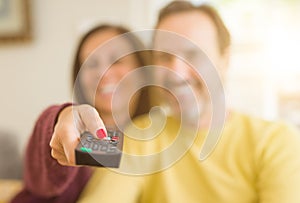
[155, 11, 218, 54]
[80, 29, 133, 61]
[81, 29, 118, 54]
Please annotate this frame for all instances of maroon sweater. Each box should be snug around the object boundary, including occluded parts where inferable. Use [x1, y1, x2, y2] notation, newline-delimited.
[11, 104, 92, 203]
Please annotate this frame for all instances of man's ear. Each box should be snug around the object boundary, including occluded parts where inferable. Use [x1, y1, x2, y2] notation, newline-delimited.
[218, 47, 231, 84]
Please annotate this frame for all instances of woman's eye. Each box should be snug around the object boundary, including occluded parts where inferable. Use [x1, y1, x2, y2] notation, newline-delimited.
[84, 59, 98, 69]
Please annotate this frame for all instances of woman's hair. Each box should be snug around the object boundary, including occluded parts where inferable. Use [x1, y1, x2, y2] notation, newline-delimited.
[156, 1, 231, 54]
[72, 24, 151, 117]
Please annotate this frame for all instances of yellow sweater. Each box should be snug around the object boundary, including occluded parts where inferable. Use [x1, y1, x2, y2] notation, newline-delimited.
[78, 112, 300, 203]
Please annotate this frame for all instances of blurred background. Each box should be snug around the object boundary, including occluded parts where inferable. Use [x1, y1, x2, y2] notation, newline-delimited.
[0, 0, 300, 179]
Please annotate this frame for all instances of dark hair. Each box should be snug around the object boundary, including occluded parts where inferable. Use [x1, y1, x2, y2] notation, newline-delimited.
[72, 24, 151, 117]
[156, 1, 231, 54]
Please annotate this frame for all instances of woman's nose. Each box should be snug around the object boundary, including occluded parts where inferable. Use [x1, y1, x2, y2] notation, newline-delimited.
[98, 65, 121, 84]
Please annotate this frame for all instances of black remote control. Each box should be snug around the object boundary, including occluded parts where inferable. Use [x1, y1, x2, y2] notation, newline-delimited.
[75, 129, 123, 167]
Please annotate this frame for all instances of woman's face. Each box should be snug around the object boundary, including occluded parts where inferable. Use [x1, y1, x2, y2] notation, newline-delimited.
[79, 29, 141, 117]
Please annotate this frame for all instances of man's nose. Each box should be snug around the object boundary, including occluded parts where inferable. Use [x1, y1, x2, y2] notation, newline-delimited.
[169, 57, 191, 79]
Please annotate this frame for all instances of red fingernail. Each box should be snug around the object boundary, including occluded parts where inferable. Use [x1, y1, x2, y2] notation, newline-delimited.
[96, 128, 106, 139]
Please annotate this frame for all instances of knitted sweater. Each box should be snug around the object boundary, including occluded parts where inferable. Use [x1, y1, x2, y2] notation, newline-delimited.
[11, 104, 92, 203]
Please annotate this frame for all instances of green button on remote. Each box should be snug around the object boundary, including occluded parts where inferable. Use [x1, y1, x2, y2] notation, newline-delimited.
[80, 147, 92, 153]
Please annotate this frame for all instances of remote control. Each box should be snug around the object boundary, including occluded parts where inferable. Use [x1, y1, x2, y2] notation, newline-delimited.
[75, 129, 123, 167]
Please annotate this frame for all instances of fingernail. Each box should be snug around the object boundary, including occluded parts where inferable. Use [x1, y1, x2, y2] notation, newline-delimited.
[96, 128, 106, 139]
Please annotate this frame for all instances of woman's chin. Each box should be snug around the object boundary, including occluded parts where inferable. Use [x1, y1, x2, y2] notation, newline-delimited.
[94, 92, 112, 103]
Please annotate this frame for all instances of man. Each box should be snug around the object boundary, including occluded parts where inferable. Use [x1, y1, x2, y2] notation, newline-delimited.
[140, 1, 300, 202]
[77, 2, 300, 202]
[13, 1, 300, 203]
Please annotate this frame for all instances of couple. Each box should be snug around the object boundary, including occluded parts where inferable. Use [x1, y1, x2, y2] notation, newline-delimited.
[12, 1, 300, 203]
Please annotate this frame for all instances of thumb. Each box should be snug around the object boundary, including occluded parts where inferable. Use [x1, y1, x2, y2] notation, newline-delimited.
[77, 104, 107, 138]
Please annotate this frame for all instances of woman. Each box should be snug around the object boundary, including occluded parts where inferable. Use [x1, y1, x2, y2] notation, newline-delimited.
[11, 24, 151, 203]
[73, 25, 150, 127]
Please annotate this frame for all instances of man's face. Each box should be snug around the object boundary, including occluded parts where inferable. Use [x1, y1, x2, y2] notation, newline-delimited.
[152, 11, 228, 122]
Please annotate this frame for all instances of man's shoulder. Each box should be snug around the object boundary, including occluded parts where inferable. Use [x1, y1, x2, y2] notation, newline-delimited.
[229, 110, 300, 142]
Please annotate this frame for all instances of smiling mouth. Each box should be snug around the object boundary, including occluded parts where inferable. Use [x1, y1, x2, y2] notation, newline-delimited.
[166, 79, 202, 92]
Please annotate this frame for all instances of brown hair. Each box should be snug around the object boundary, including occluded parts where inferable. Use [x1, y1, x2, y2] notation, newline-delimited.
[72, 24, 151, 117]
[156, 1, 231, 54]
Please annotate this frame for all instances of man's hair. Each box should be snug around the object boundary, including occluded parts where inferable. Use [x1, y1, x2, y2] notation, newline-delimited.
[156, 1, 231, 54]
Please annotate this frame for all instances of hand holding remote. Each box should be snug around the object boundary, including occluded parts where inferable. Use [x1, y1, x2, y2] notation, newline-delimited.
[50, 104, 106, 166]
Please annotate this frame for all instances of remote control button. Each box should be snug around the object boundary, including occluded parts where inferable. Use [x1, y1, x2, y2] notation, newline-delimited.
[86, 135, 93, 142]
[80, 147, 92, 153]
[111, 136, 119, 141]
[100, 145, 108, 151]
[104, 137, 111, 141]
[92, 143, 100, 151]
[107, 146, 117, 153]
[82, 142, 91, 148]
[111, 140, 119, 145]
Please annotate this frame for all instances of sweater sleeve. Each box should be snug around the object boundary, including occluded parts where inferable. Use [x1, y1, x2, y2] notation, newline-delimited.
[256, 122, 300, 203]
[19, 103, 92, 198]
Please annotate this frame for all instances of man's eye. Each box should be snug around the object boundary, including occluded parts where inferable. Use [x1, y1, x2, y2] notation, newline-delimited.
[184, 50, 205, 64]
[154, 52, 173, 62]
[185, 50, 198, 60]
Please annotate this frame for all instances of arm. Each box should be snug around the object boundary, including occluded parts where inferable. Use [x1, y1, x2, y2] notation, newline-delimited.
[17, 104, 93, 198]
[24, 103, 91, 197]
[11, 103, 106, 202]
[256, 123, 300, 203]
